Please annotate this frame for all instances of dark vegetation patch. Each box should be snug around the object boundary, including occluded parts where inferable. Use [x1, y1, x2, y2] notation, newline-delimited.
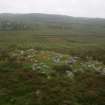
[0, 49, 105, 105]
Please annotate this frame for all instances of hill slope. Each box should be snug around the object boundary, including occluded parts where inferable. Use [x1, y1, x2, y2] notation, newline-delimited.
[0, 13, 105, 33]
[0, 13, 105, 51]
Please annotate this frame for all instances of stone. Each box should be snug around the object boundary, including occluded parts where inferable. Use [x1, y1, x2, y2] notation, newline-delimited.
[66, 71, 74, 78]
[32, 63, 38, 71]
[67, 57, 76, 65]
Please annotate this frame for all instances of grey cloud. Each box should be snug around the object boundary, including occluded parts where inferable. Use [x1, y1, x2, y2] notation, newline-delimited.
[0, 0, 105, 18]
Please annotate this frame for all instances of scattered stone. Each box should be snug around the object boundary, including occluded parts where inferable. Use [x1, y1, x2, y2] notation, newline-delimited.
[53, 56, 60, 64]
[101, 68, 105, 75]
[66, 71, 74, 78]
[67, 57, 77, 65]
[20, 50, 24, 55]
[32, 63, 38, 71]
[36, 89, 41, 96]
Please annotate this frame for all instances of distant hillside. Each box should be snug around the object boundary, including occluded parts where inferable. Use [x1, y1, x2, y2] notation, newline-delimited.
[0, 13, 105, 34]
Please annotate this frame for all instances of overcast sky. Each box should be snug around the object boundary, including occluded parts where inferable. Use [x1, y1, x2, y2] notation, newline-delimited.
[0, 0, 105, 18]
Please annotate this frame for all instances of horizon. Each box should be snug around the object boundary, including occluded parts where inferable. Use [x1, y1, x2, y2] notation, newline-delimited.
[0, 0, 105, 19]
[0, 12, 105, 19]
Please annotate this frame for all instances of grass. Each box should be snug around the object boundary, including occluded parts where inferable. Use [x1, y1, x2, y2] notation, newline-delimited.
[0, 31, 105, 50]
[0, 13, 105, 105]
[0, 64, 105, 105]
[0, 30, 105, 105]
